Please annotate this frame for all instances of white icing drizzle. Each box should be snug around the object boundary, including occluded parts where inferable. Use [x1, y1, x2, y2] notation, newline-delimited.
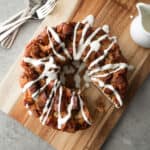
[73, 16, 111, 62]
[48, 27, 71, 61]
[89, 63, 133, 108]
[79, 23, 90, 46]
[22, 56, 59, 99]
[89, 63, 130, 77]
[57, 86, 63, 128]
[102, 25, 109, 33]
[72, 15, 131, 108]
[78, 95, 91, 125]
[57, 89, 75, 129]
[25, 104, 29, 109]
[83, 34, 108, 62]
[23, 57, 48, 66]
[73, 22, 80, 60]
[82, 15, 94, 26]
[73, 24, 102, 60]
[26, 104, 32, 116]
[83, 41, 101, 62]
[31, 71, 58, 98]
[40, 80, 60, 125]
[88, 36, 117, 69]
[22, 15, 133, 129]
[48, 37, 65, 61]
[28, 110, 32, 116]
[91, 77, 122, 108]
[48, 27, 72, 59]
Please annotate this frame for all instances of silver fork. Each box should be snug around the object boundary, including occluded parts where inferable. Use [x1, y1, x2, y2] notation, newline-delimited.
[0, 0, 57, 46]
[0, 0, 43, 49]
[0, 8, 29, 48]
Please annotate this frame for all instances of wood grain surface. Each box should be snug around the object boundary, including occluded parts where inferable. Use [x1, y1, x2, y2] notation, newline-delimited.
[0, 0, 150, 150]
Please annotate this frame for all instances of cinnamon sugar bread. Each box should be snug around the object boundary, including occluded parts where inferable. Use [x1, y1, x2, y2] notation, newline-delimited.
[20, 15, 132, 132]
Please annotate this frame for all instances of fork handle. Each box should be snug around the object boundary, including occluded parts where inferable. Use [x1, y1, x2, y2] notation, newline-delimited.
[0, 8, 30, 48]
[0, 9, 26, 27]
[1, 30, 18, 48]
[0, 16, 31, 34]
[0, 16, 31, 42]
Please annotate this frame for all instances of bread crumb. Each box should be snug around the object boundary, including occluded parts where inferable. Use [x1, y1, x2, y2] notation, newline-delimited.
[130, 15, 133, 19]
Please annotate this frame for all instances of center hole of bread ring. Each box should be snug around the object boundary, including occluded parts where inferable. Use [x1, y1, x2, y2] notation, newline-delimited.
[59, 60, 91, 90]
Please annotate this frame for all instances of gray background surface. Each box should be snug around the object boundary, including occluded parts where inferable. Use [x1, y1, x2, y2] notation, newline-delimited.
[0, 0, 150, 150]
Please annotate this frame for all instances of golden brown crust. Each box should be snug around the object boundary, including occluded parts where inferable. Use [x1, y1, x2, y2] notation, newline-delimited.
[20, 20, 129, 132]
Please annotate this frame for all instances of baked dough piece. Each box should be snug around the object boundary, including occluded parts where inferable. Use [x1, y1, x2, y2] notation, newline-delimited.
[20, 15, 132, 132]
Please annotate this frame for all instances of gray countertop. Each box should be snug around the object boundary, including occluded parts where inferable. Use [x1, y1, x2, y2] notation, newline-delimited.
[0, 0, 150, 150]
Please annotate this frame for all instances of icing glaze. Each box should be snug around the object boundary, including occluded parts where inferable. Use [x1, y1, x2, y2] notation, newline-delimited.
[102, 25, 109, 33]
[73, 25, 102, 60]
[89, 63, 131, 77]
[23, 56, 59, 99]
[40, 80, 60, 125]
[88, 36, 117, 69]
[48, 27, 72, 59]
[91, 77, 122, 108]
[57, 91, 75, 129]
[82, 14, 94, 26]
[78, 95, 91, 125]
[83, 34, 108, 62]
[22, 15, 133, 129]
[28, 110, 32, 116]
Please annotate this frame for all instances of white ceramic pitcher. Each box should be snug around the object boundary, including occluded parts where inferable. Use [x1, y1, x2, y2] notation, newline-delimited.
[130, 2, 150, 48]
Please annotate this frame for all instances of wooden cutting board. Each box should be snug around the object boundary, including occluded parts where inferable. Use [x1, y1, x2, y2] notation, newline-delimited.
[0, 0, 150, 149]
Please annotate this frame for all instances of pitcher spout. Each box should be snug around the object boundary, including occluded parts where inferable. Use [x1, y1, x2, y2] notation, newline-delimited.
[136, 2, 150, 34]
[130, 2, 150, 48]
[136, 2, 150, 17]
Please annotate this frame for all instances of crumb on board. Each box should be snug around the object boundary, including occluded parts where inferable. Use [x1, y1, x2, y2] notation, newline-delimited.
[130, 15, 133, 19]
